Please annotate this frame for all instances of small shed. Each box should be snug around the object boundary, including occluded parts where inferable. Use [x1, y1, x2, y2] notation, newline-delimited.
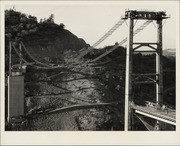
[8, 76, 24, 122]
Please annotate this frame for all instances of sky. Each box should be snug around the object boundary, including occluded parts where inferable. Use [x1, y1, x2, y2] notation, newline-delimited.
[4, 1, 178, 50]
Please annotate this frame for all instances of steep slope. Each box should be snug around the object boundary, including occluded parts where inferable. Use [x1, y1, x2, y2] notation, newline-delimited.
[22, 23, 88, 59]
[5, 9, 88, 66]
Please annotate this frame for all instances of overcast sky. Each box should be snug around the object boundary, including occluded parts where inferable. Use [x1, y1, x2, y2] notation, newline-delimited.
[4, 1, 178, 49]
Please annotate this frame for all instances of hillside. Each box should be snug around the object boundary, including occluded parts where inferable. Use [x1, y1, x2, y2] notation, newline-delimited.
[163, 49, 176, 58]
[85, 46, 175, 107]
[19, 45, 175, 131]
[5, 9, 175, 131]
[5, 9, 88, 64]
[22, 23, 87, 58]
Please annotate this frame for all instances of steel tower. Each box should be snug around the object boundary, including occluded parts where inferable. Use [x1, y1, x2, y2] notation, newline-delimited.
[124, 10, 169, 131]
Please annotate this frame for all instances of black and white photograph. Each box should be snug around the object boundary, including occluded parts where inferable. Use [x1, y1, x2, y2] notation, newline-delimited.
[0, 0, 179, 145]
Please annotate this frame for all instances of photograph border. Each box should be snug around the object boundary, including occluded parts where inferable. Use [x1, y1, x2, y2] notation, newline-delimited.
[1, 0, 180, 145]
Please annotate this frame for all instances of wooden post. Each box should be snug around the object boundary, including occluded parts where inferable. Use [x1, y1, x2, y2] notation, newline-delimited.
[125, 18, 134, 131]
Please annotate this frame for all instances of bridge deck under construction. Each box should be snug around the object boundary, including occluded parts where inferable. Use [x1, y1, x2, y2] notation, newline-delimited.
[132, 104, 176, 125]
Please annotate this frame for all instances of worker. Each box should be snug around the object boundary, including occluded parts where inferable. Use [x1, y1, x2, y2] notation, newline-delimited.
[155, 123, 160, 131]
[162, 105, 168, 114]
[162, 105, 166, 110]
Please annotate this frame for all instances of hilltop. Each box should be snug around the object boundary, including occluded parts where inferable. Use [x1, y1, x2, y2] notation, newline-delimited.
[163, 49, 176, 58]
[5, 9, 88, 61]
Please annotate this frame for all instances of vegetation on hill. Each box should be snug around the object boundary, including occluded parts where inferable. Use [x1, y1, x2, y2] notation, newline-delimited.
[5, 9, 175, 131]
[85, 45, 175, 107]
[5, 9, 88, 73]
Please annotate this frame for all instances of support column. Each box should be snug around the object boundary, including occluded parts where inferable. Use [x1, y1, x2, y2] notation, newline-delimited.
[156, 19, 163, 104]
[9, 41, 12, 76]
[8, 41, 12, 122]
[19, 43, 22, 73]
[125, 18, 134, 131]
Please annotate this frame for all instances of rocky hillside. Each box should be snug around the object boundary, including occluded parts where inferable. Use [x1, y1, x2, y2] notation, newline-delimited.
[5, 9, 175, 131]
[87, 46, 175, 107]
[22, 23, 87, 59]
[5, 9, 88, 67]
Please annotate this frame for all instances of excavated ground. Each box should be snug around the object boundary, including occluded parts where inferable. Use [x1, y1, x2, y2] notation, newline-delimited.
[17, 65, 124, 131]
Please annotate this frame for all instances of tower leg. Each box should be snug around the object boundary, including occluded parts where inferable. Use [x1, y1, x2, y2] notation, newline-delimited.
[156, 19, 163, 104]
[155, 19, 163, 131]
[125, 18, 134, 131]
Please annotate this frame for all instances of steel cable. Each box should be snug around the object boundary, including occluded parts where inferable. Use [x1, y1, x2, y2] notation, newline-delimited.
[91, 20, 152, 62]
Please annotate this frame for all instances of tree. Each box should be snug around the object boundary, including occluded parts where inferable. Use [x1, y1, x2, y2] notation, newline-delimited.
[5, 9, 38, 40]
[47, 14, 54, 23]
[59, 23, 65, 29]
[40, 19, 43, 23]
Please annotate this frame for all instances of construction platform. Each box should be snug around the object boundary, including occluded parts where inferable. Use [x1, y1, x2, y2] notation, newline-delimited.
[131, 104, 176, 126]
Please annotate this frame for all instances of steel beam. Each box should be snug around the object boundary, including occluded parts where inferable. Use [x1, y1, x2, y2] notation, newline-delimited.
[125, 18, 134, 131]
[133, 81, 156, 84]
[148, 45, 157, 50]
[135, 110, 176, 126]
[123, 10, 168, 20]
[134, 50, 157, 53]
[133, 43, 158, 45]
[156, 19, 163, 104]
[135, 114, 155, 131]
[133, 44, 142, 50]
[133, 44, 157, 51]
[133, 73, 158, 76]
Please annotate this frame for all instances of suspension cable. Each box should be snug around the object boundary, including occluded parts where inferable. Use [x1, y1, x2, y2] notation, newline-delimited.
[20, 42, 51, 67]
[12, 44, 32, 64]
[124, 20, 128, 27]
[91, 20, 152, 63]
[92, 19, 125, 48]
[12, 44, 64, 69]
[20, 41, 67, 69]
[152, 21, 157, 28]
[162, 19, 167, 27]
[74, 19, 125, 60]
[133, 19, 138, 28]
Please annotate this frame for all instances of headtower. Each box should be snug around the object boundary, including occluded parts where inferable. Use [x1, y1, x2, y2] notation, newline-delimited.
[123, 10, 168, 131]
